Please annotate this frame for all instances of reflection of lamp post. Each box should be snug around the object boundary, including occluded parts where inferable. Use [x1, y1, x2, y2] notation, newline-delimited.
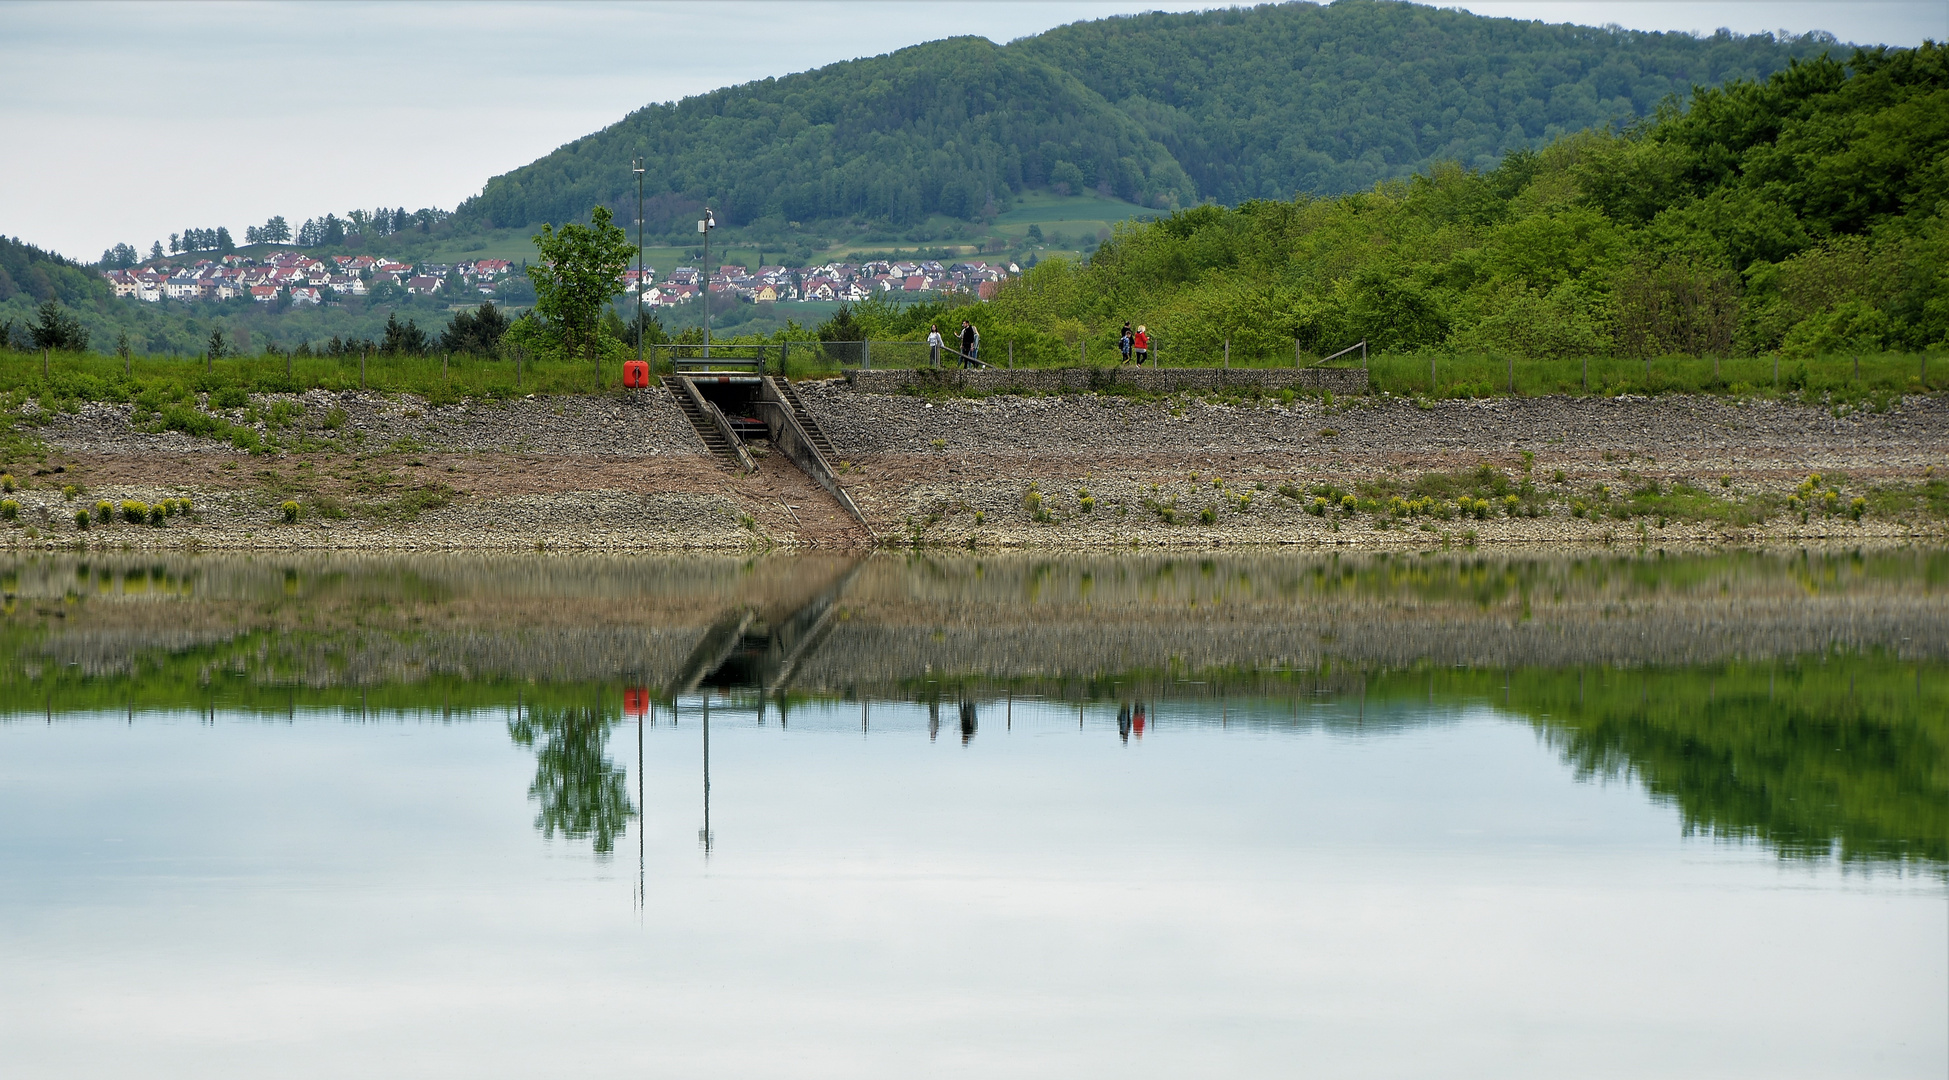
[698, 207, 716, 357]
[698, 695, 714, 855]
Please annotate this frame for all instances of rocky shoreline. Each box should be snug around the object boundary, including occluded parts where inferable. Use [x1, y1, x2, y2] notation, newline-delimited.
[0, 382, 1943, 551]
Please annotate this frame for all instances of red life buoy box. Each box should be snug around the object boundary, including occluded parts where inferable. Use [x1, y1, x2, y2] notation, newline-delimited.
[623, 687, 649, 716]
[623, 360, 650, 388]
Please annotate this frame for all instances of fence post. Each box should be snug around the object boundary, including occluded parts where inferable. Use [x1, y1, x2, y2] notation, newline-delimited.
[1223, 339, 1229, 370]
[1773, 353, 1779, 393]
[43, 348, 50, 379]
[1295, 339, 1301, 370]
[1081, 339, 1086, 367]
[862, 339, 870, 371]
[1508, 353, 1514, 395]
[443, 352, 449, 388]
[1582, 355, 1588, 394]
[1853, 353, 1860, 382]
[1430, 354, 1436, 396]
[361, 347, 366, 390]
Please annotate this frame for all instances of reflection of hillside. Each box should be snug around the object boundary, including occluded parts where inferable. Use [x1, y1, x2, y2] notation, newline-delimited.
[2, 550, 1943, 696]
[793, 551, 1949, 696]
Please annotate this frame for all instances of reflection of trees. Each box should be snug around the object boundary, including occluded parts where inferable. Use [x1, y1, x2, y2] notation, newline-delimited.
[508, 704, 635, 856]
[1514, 662, 1949, 868]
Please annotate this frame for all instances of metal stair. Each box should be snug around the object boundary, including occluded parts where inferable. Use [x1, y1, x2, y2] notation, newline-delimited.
[664, 375, 743, 469]
[767, 378, 837, 461]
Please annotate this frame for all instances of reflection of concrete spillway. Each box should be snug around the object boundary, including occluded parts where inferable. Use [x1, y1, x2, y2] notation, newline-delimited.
[674, 561, 862, 692]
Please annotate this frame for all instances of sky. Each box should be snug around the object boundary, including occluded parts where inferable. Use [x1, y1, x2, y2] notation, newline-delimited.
[2, 1, 1942, 262]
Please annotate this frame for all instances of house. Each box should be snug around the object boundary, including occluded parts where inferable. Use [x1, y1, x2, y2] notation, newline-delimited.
[289, 287, 321, 305]
[755, 285, 777, 303]
[405, 275, 442, 295]
[250, 286, 279, 303]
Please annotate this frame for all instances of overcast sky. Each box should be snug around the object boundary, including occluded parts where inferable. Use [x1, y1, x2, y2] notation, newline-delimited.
[3, 1, 1941, 261]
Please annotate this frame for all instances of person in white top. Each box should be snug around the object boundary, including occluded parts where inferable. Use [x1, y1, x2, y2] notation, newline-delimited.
[927, 324, 944, 367]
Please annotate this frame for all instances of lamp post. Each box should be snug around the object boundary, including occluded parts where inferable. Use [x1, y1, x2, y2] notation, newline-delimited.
[633, 158, 645, 375]
[698, 207, 715, 357]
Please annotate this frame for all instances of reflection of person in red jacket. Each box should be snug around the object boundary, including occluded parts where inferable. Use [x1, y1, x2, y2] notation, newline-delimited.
[1132, 325, 1150, 365]
[1132, 702, 1146, 739]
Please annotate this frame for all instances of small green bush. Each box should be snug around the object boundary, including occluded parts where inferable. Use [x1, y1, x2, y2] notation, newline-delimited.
[1200, 505, 1218, 525]
[0, 474, 13, 493]
[61, 484, 79, 501]
[120, 500, 149, 524]
[147, 504, 166, 526]
[1079, 496, 1095, 513]
[280, 500, 302, 523]
[0, 499, 18, 521]
[73, 509, 90, 530]
[211, 386, 249, 410]
[95, 500, 113, 523]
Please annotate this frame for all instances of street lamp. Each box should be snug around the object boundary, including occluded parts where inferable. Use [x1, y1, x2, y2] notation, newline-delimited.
[633, 159, 645, 375]
[698, 207, 715, 357]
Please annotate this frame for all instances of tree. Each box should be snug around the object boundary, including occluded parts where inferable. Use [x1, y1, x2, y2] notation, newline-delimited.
[168, 233, 180, 254]
[216, 227, 235, 255]
[523, 205, 634, 367]
[380, 311, 429, 356]
[30, 300, 88, 352]
[263, 215, 291, 244]
[206, 326, 227, 360]
[148, 241, 164, 262]
[322, 214, 345, 246]
[439, 301, 512, 356]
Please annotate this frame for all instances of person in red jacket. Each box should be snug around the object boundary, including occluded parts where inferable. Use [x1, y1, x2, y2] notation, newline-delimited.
[1132, 324, 1150, 365]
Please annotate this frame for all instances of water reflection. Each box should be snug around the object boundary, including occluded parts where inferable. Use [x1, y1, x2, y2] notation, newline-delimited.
[506, 699, 634, 856]
[1, 549, 1945, 869]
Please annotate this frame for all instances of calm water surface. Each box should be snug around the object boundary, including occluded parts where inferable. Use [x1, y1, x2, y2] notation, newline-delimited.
[2, 550, 1944, 1078]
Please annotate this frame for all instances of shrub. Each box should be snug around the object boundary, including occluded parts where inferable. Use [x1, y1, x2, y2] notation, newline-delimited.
[0, 499, 17, 521]
[73, 509, 90, 530]
[1504, 494, 1520, 516]
[1340, 495, 1356, 515]
[147, 504, 166, 526]
[1079, 496, 1095, 514]
[0, 474, 12, 493]
[177, 496, 193, 515]
[211, 386, 249, 410]
[1850, 496, 1867, 521]
[120, 500, 149, 524]
[95, 500, 113, 523]
[1200, 505, 1218, 525]
[61, 484, 78, 501]
[280, 500, 302, 523]
[1310, 496, 1328, 516]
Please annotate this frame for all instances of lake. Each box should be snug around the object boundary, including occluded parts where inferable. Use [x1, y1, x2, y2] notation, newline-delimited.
[2, 549, 1944, 1078]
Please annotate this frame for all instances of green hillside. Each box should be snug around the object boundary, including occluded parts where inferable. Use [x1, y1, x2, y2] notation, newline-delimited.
[971, 43, 1949, 366]
[1017, 0, 1839, 202]
[460, 36, 1193, 234]
[457, 0, 1837, 234]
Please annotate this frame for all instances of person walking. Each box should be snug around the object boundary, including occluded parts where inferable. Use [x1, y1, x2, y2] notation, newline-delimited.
[1119, 321, 1134, 364]
[959, 319, 977, 368]
[927, 324, 943, 368]
[1132, 324, 1150, 365]
[969, 322, 981, 367]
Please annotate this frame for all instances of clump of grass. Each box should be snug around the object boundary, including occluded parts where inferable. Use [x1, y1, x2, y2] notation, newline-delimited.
[72, 507, 90, 530]
[280, 500, 301, 523]
[973, 510, 984, 525]
[146, 503, 166, 526]
[0, 474, 13, 493]
[120, 500, 149, 525]
[61, 484, 78, 501]
[1199, 505, 1218, 525]
[94, 500, 113, 523]
[1079, 495, 1095, 514]
[930, 438, 947, 450]
[0, 498, 18, 521]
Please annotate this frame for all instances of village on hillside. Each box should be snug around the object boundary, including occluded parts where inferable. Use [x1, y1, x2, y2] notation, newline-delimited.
[98, 250, 1017, 309]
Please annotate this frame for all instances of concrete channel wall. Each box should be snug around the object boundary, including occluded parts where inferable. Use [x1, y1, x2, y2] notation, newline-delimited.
[843, 366, 1370, 396]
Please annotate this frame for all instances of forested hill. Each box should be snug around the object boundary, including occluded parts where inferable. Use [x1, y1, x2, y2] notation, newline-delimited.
[456, 0, 1841, 233]
[1016, 0, 1842, 202]
[459, 37, 1194, 232]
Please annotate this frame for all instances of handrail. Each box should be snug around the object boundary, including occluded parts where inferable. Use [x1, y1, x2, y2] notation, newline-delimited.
[1314, 339, 1368, 368]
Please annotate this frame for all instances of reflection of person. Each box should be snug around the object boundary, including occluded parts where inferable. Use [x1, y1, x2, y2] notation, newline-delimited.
[1118, 702, 1132, 743]
[1132, 701, 1146, 739]
[959, 699, 978, 745]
